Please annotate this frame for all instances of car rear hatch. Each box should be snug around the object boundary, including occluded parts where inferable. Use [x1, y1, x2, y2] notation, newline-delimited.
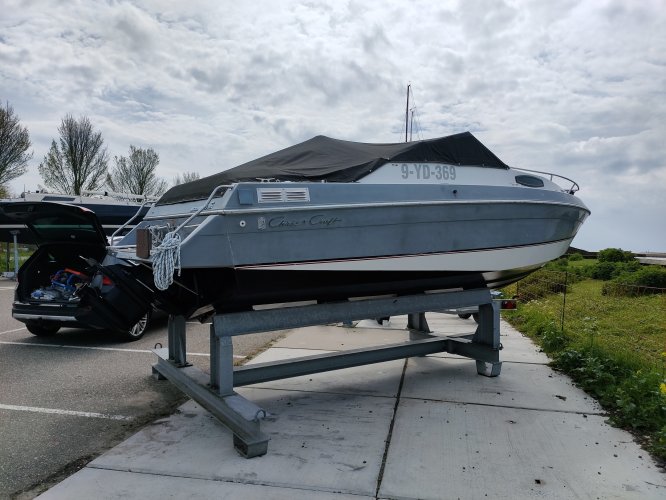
[1, 201, 154, 331]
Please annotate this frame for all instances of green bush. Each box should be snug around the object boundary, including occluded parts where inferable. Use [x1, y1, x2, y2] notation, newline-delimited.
[618, 267, 666, 288]
[598, 247, 634, 263]
[589, 261, 617, 280]
[611, 371, 666, 431]
[544, 258, 569, 271]
[603, 267, 666, 296]
[568, 253, 584, 261]
[586, 260, 641, 281]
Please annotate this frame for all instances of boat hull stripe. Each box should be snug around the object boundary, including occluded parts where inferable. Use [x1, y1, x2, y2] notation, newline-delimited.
[237, 238, 572, 272]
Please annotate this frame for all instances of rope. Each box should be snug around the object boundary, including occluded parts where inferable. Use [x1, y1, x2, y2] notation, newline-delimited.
[151, 231, 182, 291]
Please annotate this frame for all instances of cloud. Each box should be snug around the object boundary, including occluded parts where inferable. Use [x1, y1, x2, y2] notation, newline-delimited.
[0, 0, 664, 251]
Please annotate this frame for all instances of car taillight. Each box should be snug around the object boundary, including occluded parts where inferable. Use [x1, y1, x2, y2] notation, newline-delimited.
[500, 299, 517, 310]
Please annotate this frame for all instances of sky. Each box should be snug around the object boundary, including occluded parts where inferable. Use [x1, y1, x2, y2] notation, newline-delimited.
[1, 0, 665, 252]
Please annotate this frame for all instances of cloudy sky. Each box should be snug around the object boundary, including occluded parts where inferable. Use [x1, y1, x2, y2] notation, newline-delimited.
[1, 0, 665, 252]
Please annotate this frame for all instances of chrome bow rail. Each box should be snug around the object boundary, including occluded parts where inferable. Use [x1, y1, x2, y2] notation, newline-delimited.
[513, 167, 580, 194]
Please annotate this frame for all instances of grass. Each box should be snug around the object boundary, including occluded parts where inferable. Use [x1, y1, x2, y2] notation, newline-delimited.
[0, 245, 35, 273]
[503, 272, 666, 462]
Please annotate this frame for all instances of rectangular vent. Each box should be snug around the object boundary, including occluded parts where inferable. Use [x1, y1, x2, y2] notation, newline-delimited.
[257, 188, 310, 203]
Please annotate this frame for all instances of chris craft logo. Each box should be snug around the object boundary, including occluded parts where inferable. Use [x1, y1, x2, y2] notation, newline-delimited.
[258, 214, 342, 230]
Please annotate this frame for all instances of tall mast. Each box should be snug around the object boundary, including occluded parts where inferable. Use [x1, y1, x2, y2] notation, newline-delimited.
[405, 83, 410, 142]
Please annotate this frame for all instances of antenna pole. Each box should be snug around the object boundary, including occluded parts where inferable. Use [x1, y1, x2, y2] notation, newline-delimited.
[405, 84, 410, 142]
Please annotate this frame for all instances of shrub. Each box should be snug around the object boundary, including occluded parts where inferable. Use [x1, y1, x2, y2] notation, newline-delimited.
[544, 258, 569, 271]
[588, 261, 617, 280]
[598, 247, 634, 263]
[568, 253, 584, 262]
[610, 371, 666, 431]
[618, 267, 666, 288]
[603, 267, 666, 296]
[586, 260, 641, 281]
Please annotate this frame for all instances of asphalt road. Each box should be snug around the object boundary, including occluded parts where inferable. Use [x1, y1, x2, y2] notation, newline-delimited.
[0, 279, 286, 499]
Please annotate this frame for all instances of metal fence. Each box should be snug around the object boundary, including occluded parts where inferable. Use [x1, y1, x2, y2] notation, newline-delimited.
[512, 268, 665, 330]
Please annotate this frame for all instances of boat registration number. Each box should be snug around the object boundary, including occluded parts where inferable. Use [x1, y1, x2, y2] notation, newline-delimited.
[400, 163, 457, 181]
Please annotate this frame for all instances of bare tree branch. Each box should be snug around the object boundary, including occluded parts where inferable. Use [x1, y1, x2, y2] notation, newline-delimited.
[172, 171, 200, 185]
[38, 115, 108, 194]
[0, 101, 32, 186]
[108, 145, 168, 196]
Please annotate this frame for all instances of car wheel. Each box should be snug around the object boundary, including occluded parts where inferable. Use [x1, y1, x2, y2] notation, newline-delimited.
[457, 313, 472, 319]
[121, 310, 151, 341]
[26, 324, 60, 336]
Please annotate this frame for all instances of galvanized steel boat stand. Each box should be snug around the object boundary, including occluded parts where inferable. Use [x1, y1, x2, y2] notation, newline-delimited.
[152, 288, 502, 458]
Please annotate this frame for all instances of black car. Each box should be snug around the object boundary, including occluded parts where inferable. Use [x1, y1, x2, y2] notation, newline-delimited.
[1, 202, 154, 341]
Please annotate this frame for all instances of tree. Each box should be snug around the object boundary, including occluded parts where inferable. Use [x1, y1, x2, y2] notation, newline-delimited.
[0, 101, 32, 189]
[107, 146, 168, 196]
[173, 171, 200, 185]
[38, 114, 109, 194]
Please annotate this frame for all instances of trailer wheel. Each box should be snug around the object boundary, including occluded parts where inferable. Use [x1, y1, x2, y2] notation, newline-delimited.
[26, 324, 60, 336]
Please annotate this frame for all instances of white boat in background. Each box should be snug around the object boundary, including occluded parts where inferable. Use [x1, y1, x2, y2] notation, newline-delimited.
[0, 190, 154, 243]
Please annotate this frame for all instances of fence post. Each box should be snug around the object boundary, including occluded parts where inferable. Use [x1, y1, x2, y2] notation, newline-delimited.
[560, 271, 568, 333]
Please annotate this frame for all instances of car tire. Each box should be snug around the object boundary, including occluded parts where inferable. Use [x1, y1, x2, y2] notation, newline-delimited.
[120, 310, 151, 341]
[26, 324, 60, 336]
[457, 313, 472, 319]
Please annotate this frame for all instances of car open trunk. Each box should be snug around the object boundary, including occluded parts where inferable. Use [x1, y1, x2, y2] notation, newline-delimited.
[15, 242, 106, 303]
[2, 201, 154, 332]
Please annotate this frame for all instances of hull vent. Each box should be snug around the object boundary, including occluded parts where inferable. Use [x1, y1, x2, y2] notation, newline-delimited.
[257, 188, 310, 203]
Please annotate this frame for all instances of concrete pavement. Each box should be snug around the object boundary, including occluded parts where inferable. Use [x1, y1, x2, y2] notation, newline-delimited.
[37, 314, 666, 499]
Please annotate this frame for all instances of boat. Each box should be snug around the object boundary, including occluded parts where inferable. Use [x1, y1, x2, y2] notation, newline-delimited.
[2, 132, 590, 332]
[0, 190, 153, 244]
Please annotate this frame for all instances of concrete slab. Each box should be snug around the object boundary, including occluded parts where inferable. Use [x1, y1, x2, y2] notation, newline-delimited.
[36, 307, 666, 500]
[379, 398, 665, 500]
[246, 347, 405, 397]
[492, 320, 551, 364]
[85, 390, 395, 497]
[39, 467, 370, 500]
[402, 356, 601, 413]
[273, 324, 412, 350]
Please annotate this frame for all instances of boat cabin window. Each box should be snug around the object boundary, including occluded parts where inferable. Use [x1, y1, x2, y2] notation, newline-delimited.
[515, 175, 545, 188]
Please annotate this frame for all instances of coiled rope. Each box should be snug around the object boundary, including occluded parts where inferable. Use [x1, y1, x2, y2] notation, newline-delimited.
[151, 231, 182, 290]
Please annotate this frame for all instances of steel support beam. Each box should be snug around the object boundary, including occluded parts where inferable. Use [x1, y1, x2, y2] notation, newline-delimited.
[152, 348, 269, 458]
[153, 288, 503, 458]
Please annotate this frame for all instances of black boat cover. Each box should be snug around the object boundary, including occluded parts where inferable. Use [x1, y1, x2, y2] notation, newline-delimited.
[158, 131, 510, 205]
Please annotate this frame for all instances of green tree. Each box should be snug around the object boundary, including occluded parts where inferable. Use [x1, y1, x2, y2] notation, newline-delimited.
[0, 101, 32, 189]
[38, 114, 109, 194]
[107, 145, 168, 196]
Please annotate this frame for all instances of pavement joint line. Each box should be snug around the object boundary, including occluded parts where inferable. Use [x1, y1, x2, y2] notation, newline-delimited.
[375, 358, 407, 498]
[399, 395, 607, 416]
[0, 403, 134, 421]
[243, 386, 605, 416]
[0, 326, 27, 335]
[0, 340, 237, 358]
[85, 463, 372, 497]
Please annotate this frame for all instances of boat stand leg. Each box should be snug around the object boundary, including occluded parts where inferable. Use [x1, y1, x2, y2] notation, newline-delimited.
[210, 317, 269, 457]
[168, 315, 189, 367]
[472, 301, 502, 377]
[407, 312, 431, 338]
[152, 317, 269, 458]
[210, 324, 234, 395]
